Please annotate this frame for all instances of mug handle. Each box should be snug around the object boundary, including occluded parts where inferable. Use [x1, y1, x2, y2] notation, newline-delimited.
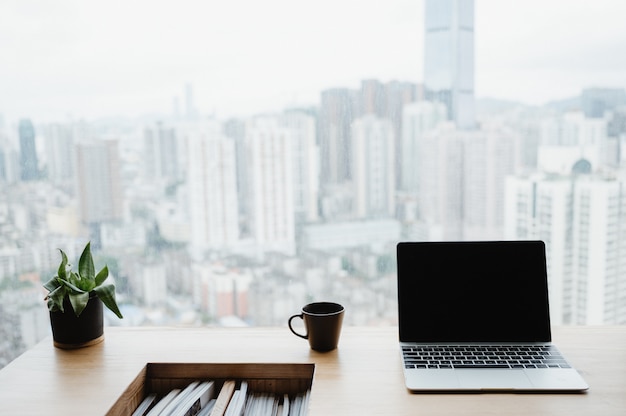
[288, 314, 308, 339]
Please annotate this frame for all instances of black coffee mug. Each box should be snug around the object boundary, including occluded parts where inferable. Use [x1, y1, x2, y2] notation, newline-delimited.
[288, 302, 345, 351]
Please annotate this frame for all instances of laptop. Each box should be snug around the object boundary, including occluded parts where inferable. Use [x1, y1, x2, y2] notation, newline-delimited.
[397, 240, 589, 392]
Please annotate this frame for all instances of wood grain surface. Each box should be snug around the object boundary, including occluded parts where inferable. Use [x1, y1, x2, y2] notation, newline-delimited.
[0, 326, 624, 415]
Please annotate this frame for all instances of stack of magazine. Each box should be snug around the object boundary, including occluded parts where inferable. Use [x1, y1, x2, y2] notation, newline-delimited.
[131, 379, 311, 416]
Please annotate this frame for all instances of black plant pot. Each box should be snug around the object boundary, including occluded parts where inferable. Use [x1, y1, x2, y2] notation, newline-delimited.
[49, 295, 104, 349]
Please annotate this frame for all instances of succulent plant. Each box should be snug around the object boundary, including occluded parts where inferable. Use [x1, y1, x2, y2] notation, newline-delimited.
[44, 242, 123, 319]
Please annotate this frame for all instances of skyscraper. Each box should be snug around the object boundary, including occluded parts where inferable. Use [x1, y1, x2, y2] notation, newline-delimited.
[538, 111, 610, 173]
[318, 88, 357, 186]
[581, 88, 626, 118]
[360, 79, 386, 117]
[44, 123, 75, 185]
[75, 139, 123, 224]
[18, 119, 38, 181]
[351, 115, 396, 219]
[505, 172, 626, 325]
[281, 111, 320, 225]
[0, 132, 18, 183]
[185, 83, 198, 120]
[423, 0, 475, 129]
[401, 101, 447, 193]
[418, 123, 465, 240]
[185, 121, 239, 251]
[245, 116, 295, 255]
[462, 124, 518, 239]
[144, 122, 179, 182]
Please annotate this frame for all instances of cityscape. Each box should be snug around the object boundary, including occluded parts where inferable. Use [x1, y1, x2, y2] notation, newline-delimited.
[2, 0, 626, 369]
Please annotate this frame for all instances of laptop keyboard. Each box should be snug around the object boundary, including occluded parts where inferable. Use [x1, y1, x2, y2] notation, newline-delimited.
[402, 345, 571, 369]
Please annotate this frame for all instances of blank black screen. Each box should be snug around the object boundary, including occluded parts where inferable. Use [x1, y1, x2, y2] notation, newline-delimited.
[397, 241, 552, 343]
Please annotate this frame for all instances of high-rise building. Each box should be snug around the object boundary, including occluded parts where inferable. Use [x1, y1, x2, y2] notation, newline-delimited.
[417, 121, 517, 240]
[423, 0, 475, 129]
[74, 138, 123, 247]
[538, 111, 610, 173]
[223, 118, 249, 235]
[505, 172, 626, 325]
[360, 79, 386, 118]
[245, 116, 295, 255]
[18, 119, 38, 181]
[185, 121, 239, 251]
[462, 123, 518, 240]
[360, 79, 420, 121]
[401, 101, 447, 194]
[43, 123, 75, 185]
[581, 88, 626, 119]
[608, 107, 626, 139]
[319, 81, 419, 191]
[351, 115, 395, 219]
[570, 175, 626, 324]
[75, 139, 123, 225]
[383, 81, 420, 190]
[281, 111, 320, 225]
[144, 122, 179, 183]
[318, 88, 357, 186]
[0, 134, 19, 184]
[417, 122, 464, 240]
[184, 83, 198, 120]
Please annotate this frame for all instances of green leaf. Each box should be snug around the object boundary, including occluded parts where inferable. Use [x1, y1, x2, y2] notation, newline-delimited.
[57, 249, 69, 280]
[47, 285, 68, 313]
[45, 242, 123, 319]
[69, 291, 90, 317]
[43, 276, 61, 293]
[69, 270, 82, 289]
[95, 265, 109, 287]
[61, 275, 88, 295]
[72, 270, 95, 292]
[78, 241, 95, 282]
[94, 284, 123, 319]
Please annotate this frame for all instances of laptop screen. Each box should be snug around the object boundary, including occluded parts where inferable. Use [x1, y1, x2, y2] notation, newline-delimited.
[397, 241, 552, 343]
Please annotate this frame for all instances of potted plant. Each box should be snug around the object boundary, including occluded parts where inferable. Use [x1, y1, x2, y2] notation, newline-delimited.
[44, 241, 123, 349]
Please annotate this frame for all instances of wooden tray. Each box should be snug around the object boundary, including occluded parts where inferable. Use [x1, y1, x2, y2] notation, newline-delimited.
[106, 362, 315, 415]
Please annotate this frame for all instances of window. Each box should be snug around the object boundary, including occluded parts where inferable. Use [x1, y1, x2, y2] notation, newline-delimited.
[1, 0, 626, 368]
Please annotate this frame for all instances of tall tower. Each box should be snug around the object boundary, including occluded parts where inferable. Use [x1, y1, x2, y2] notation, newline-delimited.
[18, 119, 38, 181]
[185, 121, 239, 251]
[351, 115, 396, 219]
[245, 116, 295, 255]
[504, 172, 626, 325]
[318, 88, 357, 185]
[423, 0, 475, 130]
[401, 101, 447, 194]
[418, 123, 465, 240]
[144, 122, 179, 182]
[360, 79, 386, 117]
[184, 83, 198, 120]
[44, 123, 75, 185]
[75, 139, 123, 246]
[281, 111, 320, 225]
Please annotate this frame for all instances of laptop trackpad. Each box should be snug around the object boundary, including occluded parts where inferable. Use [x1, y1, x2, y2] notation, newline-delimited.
[457, 370, 532, 390]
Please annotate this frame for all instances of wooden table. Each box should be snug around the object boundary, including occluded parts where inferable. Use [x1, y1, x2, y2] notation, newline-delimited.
[0, 326, 624, 415]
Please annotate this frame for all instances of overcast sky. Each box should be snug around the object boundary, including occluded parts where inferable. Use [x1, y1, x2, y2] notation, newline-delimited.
[1, 0, 625, 123]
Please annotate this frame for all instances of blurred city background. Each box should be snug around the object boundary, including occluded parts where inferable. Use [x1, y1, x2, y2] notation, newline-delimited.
[1, 0, 625, 368]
